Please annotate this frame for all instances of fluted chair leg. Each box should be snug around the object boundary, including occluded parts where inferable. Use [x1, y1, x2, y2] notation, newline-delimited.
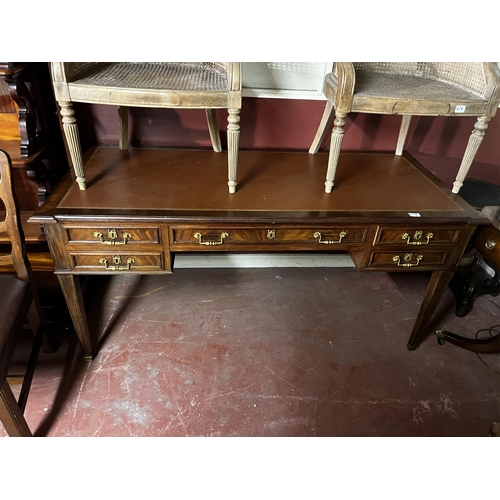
[206, 109, 222, 153]
[453, 116, 490, 194]
[118, 106, 129, 150]
[310, 101, 335, 154]
[325, 112, 347, 193]
[396, 115, 412, 155]
[227, 108, 240, 194]
[0, 380, 32, 437]
[59, 101, 87, 190]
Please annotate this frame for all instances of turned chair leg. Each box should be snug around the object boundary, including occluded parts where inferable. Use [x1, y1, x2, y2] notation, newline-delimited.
[325, 112, 347, 193]
[227, 108, 240, 194]
[118, 106, 129, 150]
[59, 101, 87, 190]
[453, 115, 490, 194]
[206, 109, 222, 153]
[309, 101, 335, 154]
[396, 115, 412, 155]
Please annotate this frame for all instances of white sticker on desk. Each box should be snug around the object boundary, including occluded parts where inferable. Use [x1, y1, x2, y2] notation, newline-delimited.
[408, 212, 421, 217]
[455, 105, 466, 113]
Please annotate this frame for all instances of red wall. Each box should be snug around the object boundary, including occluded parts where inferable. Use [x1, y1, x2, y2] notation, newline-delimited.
[76, 98, 500, 188]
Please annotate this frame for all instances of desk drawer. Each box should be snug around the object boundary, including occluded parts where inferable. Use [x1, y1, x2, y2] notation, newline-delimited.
[375, 226, 462, 246]
[69, 252, 164, 272]
[62, 224, 161, 245]
[170, 226, 367, 249]
[364, 250, 451, 271]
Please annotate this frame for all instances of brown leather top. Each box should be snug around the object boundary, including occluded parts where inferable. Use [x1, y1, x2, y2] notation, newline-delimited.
[58, 147, 462, 213]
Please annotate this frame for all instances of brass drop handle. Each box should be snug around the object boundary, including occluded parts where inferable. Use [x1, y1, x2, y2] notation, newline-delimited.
[401, 231, 433, 245]
[94, 229, 132, 245]
[485, 239, 497, 250]
[194, 232, 229, 246]
[99, 256, 135, 270]
[392, 253, 423, 267]
[314, 231, 347, 244]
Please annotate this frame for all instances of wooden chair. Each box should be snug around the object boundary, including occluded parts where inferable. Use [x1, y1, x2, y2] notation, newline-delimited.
[50, 62, 242, 193]
[309, 62, 500, 194]
[0, 149, 46, 436]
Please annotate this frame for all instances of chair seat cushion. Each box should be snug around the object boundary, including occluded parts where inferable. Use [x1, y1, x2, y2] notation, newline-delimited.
[0, 274, 31, 382]
[70, 62, 229, 92]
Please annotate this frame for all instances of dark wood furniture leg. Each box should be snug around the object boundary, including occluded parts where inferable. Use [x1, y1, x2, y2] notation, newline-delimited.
[449, 254, 500, 317]
[407, 270, 456, 350]
[57, 274, 93, 361]
[434, 328, 500, 353]
[0, 380, 32, 437]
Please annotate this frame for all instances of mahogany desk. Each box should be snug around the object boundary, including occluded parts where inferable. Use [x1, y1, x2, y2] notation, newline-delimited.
[29, 147, 490, 361]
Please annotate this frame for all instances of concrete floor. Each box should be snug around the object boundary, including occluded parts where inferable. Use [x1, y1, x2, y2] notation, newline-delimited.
[2, 264, 500, 437]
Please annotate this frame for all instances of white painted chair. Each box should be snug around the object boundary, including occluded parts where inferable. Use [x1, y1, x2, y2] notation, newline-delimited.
[51, 62, 242, 193]
[309, 63, 500, 194]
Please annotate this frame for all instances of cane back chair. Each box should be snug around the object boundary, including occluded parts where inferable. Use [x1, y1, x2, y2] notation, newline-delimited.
[0, 149, 46, 436]
[309, 63, 500, 194]
[51, 62, 242, 193]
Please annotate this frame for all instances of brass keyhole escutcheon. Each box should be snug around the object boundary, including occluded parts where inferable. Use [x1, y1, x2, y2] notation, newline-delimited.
[267, 229, 276, 239]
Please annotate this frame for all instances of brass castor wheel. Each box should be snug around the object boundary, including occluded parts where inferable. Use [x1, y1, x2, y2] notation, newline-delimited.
[435, 329, 446, 346]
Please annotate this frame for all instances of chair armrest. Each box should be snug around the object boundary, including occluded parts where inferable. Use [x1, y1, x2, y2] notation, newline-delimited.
[50, 62, 104, 101]
[483, 63, 500, 116]
[51, 62, 103, 83]
[226, 62, 242, 92]
[333, 63, 355, 112]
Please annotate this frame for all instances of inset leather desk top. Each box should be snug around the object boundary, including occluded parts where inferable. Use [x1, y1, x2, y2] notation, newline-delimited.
[56, 148, 462, 215]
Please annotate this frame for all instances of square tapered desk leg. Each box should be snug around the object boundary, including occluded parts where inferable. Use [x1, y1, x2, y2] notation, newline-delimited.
[407, 270, 455, 350]
[57, 274, 93, 361]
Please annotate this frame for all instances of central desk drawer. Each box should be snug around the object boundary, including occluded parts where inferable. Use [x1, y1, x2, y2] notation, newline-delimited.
[170, 226, 368, 249]
[62, 224, 161, 245]
[375, 226, 462, 247]
[69, 252, 164, 272]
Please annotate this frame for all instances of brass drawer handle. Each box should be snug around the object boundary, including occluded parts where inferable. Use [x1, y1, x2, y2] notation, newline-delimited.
[314, 231, 347, 244]
[485, 239, 497, 250]
[392, 253, 423, 267]
[193, 232, 229, 246]
[401, 231, 433, 245]
[99, 255, 135, 270]
[94, 229, 132, 245]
